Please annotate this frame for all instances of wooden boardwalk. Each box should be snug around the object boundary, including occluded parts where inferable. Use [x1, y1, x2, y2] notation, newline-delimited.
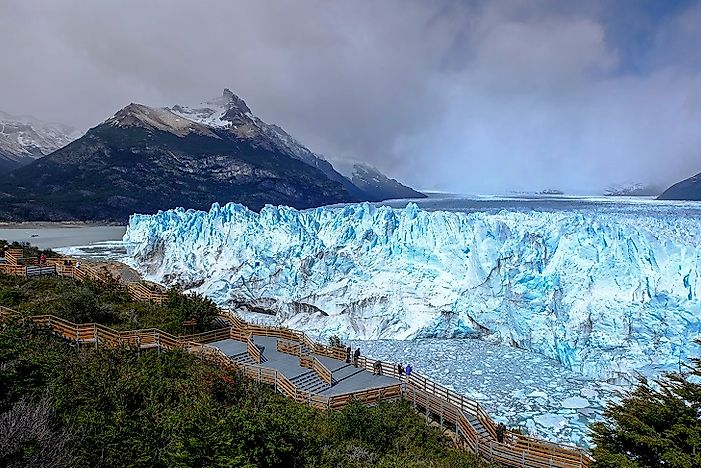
[0, 250, 592, 468]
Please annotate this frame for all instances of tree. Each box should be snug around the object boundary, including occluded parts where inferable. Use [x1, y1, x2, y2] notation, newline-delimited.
[0, 395, 76, 468]
[591, 349, 701, 467]
[166, 288, 219, 333]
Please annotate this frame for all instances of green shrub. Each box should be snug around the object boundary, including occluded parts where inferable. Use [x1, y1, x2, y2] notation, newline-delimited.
[590, 346, 701, 467]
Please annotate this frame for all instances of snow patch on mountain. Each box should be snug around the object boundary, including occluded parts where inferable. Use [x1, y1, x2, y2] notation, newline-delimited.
[124, 202, 701, 381]
[0, 110, 81, 166]
[106, 103, 219, 138]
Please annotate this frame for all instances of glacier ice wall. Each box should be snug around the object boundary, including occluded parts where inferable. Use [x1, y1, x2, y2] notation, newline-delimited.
[124, 202, 701, 380]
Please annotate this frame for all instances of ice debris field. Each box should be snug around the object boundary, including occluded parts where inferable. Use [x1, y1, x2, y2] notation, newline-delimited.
[350, 337, 620, 447]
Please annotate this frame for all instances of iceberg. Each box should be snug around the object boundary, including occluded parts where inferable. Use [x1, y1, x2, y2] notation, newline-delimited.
[124, 201, 701, 380]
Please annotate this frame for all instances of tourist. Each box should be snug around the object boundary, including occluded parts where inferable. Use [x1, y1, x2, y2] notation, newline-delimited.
[76, 261, 81, 269]
[396, 363, 404, 380]
[353, 348, 360, 367]
[39, 254, 46, 265]
[373, 360, 383, 375]
[496, 422, 506, 444]
[345, 346, 351, 363]
[405, 363, 412, 378]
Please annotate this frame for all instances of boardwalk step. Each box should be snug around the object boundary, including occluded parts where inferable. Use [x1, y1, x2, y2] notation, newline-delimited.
[290, 370, 331, 393]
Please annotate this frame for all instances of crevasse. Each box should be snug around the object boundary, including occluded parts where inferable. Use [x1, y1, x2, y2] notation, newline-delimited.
[124, 202, 701, 380]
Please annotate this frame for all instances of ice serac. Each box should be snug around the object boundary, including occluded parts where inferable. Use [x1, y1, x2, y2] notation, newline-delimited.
[124, 202, 701, 381]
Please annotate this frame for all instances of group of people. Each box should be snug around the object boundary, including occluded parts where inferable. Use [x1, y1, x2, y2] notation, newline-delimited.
[344, 346, 413, 380]
[395, 362, 412, 380]
[345, 346, 362, 367]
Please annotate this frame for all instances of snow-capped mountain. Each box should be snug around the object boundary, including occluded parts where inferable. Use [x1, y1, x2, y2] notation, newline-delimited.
[604, 183, 661, 197]
[0, 99, 357, 221]
[0, 89, 425, 221]
[332, 160, 425, 201]
[0, 110, 80, 170]
[170, 90, 423, 201]
[124, 201, 701, 382]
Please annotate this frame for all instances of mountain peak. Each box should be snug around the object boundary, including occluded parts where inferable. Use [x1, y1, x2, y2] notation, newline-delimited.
[220, 88, 252, 116]
[0, 109, 80, 170]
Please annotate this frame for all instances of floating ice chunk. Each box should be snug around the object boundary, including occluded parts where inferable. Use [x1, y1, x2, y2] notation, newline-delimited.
[580, 388, 599, 399]
[528, 390, 548, 398]
[561, 397, 590, 409]
[534, 413, 568, 432]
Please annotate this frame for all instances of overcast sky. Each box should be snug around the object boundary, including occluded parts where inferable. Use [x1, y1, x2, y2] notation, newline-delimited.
[1, 0, 700, 194]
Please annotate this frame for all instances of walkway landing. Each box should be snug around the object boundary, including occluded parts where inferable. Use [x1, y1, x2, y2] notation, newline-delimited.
[210, 336, 397, 395]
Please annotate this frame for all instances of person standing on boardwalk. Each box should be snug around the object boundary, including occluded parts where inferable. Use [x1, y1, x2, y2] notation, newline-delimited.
[345, 346, 351, 363]
[353, 348, 360, 367]
[496, 422, 506, 443]
[405, 363, 412, 379]
[396, 363, 404, 380]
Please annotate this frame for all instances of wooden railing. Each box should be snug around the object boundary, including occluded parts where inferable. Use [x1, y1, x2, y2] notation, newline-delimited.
[0, 263, 28, 276]
[179, 327, 231, 344]
[402, 380, 590, 467]
[276, 338, 302, 357]
[126, 282, 168, 305]
[4, 249, 23, 265]
[299, 355, 333, 385]
[246, 334, 262, 364]
[327, 384, 402, 410]
[300, 355, 313, 369]
[229, 328, 249, 342]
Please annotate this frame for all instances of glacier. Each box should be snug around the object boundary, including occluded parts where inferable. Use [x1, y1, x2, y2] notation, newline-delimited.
[124, 201, 701, 381]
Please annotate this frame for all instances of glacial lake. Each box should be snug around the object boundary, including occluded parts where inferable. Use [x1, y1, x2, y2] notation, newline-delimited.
[0, 225, 126, 250]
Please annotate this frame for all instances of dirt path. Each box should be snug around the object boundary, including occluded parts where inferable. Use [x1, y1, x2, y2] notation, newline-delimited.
[89, 261, 143, 283]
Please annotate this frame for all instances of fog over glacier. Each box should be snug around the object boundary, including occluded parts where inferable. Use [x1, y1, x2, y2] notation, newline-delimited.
[125, 201, 701, 382]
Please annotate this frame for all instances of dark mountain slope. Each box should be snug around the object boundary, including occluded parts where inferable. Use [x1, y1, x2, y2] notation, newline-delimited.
[333, 161, 425, 201]
[0, 104, 357, 222]
[658, 172, 701, 201]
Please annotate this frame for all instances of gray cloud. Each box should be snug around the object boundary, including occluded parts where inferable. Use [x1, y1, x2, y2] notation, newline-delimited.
[1, 0, 700, 194]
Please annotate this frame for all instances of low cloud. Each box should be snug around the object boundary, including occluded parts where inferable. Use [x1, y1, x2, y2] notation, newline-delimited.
[1, 0, 699, 194]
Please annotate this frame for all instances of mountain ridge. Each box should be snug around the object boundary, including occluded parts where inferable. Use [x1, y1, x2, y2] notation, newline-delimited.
[0, 89, 424, 222]
[658, 171, 701, 200]
[0, 110, 81, 170]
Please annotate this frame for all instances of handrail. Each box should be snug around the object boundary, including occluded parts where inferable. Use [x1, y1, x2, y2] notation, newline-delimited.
[276, 338, 301, 357]
[246, 334, 262, 364]
[327, 384, 402, 410]
[311, 356, 333, 385]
